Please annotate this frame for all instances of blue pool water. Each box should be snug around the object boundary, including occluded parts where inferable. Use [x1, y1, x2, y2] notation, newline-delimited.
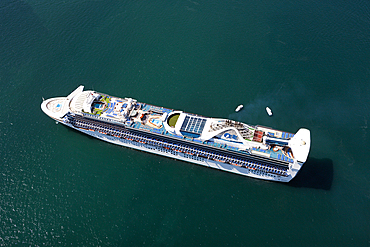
[94, 103, 103, 109]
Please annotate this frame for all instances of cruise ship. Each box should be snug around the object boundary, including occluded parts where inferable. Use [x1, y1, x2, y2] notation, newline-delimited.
[41, 86, 311, 182]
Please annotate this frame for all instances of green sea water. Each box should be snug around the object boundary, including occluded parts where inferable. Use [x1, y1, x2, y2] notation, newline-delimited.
[1, 0, 370, 245]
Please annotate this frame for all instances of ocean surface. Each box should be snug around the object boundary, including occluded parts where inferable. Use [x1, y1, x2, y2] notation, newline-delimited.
[1, 0, 370, 246]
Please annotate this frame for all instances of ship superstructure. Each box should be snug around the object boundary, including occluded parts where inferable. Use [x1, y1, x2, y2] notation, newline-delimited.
[41, 86, 311, 182]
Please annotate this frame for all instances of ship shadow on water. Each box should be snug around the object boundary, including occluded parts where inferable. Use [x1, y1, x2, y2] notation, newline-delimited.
[288, 157, 333, 190]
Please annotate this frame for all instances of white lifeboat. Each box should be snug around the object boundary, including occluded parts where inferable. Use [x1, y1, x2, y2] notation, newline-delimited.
[235, 104, 243, 112]
[266, 107, 273, 116]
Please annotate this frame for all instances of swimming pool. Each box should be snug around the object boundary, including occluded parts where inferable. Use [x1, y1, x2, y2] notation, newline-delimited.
[94, 103, 104, 109]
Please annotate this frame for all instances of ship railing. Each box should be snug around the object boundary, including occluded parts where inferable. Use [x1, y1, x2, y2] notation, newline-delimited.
[70, 114, 289, 176]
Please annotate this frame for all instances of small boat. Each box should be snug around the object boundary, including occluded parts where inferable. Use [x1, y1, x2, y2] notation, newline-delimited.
[266, 107, 273, 116]
[235, 104, 243, 112]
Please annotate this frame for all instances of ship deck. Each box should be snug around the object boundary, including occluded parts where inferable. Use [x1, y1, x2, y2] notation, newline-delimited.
[87, 95, 293, 166]
[137, 104, 293, 165]
[71, 90, 296, 166]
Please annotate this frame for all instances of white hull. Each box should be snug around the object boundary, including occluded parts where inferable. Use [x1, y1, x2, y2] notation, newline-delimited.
[60, 120, 292, 182]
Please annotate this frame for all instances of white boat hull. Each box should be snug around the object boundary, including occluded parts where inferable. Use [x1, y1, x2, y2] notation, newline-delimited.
[59, 120, 292, 182]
